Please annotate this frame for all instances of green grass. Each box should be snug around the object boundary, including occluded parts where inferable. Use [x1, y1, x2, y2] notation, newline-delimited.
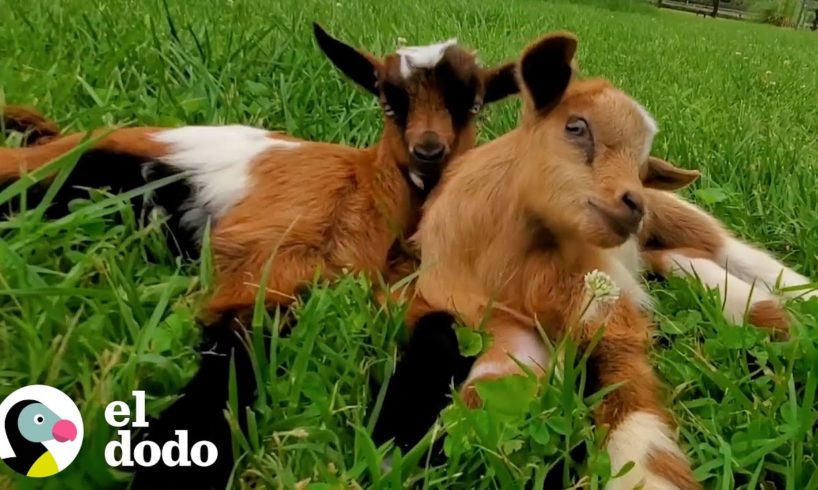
[1, 0, 818, 488]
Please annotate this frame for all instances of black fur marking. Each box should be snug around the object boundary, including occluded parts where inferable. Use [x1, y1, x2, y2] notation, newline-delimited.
[0, 149, 200, 257]
[382, 81, 410, 130]
[372, 311, 475, 455]
[313, 22, 378, 95]
[484, 64, 518, 105]
[643, 233, 665, 251]
[130, 318, 258, 490]
[520, 38, 574, 114]
[435, 61, 479, 131]
[526, 211, 558, 251]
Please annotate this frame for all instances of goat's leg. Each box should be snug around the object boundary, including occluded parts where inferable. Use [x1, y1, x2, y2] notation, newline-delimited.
[642, 189, 816, 301]
[206, 245, 330, 316]
[372, 309, 474, 453]
[714, 235, 817, 300]
[459, 317, 548, 408]
[644, 248, 789, 333]
[580, 305, 699, 490]
[131, 316, 255, 490]
[373, 247, 419, 309]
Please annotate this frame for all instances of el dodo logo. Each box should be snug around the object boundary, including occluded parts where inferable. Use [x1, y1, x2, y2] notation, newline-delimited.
[104, 391, 217, 468]
[0, 385, 82, 478]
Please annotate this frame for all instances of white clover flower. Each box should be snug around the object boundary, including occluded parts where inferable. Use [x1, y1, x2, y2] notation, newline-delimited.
[290, 428, 309, 438]
[584, 269, 620, 304]
[397, 36, 408, 48]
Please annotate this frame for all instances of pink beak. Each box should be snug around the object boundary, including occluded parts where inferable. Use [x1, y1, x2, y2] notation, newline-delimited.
[52, 419, 77, 443]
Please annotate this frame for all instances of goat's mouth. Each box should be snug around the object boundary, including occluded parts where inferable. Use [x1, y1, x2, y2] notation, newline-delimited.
[588, 199, 642, 242]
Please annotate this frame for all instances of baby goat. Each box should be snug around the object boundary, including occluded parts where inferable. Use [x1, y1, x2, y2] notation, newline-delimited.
[1, 25, 517, 488]
[383, 33, 701, 489]
[0, 23, 517, 316]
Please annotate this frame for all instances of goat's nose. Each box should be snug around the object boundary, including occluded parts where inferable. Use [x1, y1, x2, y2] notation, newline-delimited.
[621, 191, 645, 217]
[411, 134, 446, 162]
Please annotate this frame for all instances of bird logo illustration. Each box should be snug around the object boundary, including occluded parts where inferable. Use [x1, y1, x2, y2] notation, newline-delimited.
[0, 385, 83, 478]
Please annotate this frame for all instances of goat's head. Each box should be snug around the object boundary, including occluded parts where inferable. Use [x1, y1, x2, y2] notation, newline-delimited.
[513, 33, 700, 248]
[313, 23, 518, 192]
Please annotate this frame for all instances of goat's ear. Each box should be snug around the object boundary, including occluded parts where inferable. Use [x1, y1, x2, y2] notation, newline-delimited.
[642, 156, 701, 190]
[518, 32, 577, 114]
[482, 63, 518, 104]
[313, 22, 380, 95]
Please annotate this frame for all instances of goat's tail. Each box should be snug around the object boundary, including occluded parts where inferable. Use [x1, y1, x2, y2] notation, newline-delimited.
[1, 105, 60, 146]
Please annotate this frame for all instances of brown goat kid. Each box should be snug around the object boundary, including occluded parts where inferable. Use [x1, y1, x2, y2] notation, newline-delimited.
[0, 24, 518, 318]
[409, 33, 700, 489]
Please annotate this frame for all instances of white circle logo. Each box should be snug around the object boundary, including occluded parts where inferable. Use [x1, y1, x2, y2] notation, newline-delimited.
[0, 385, 83, 478]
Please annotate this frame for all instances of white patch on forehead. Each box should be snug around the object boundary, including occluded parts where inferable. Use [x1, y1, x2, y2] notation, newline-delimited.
[630, 98, 659, 162]
[635, 102, 658, 136]
[152, 125, 300, 240]
[397, 39, 457, 79]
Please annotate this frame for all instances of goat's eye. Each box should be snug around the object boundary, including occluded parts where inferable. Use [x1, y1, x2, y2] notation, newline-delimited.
[565, 117, 589, 137]
[383, 104, 395, 117]
[470, 100, 482, 115]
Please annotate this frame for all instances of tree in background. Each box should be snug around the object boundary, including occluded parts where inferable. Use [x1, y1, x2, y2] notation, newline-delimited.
[712, 0, 722, 15]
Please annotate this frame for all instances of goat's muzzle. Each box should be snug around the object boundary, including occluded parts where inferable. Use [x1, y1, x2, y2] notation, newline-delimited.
[407, 132, 449, 193]
[588, 196, 643, 240]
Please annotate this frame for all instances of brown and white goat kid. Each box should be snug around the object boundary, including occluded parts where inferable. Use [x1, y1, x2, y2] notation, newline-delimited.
[407, 33, 701, 489]
[638, 188, 816, 331]
[0, 25, 517, 488]
[0, 23, 517, 318]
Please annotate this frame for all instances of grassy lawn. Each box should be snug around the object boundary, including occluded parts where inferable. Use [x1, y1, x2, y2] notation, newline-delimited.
[1, 0, 817, 488]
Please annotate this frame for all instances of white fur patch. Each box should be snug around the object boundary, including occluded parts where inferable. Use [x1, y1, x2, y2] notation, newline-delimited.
[605, 412, 686, 490]
[397, 39, 457, 79]
[603, 238, 652, 311]
[152, 125, 300, 239]
[718, 237, 818, 300]
[464, 328, 548, 385]
[409, 169, 425, 190]
[631, 100, 659, 162]
[666, 253, 774, 324]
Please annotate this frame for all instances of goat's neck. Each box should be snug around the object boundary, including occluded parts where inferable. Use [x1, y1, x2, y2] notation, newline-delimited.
[353, 139, 416, 240]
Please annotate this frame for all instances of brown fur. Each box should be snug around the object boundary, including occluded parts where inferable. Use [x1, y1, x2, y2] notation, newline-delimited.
[647, 450, 701, 490]
[747, 299, 790, 334]
[1, 106, 60, 146]
[639, 188, 724, 256]
[408, 32, 699, 487]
